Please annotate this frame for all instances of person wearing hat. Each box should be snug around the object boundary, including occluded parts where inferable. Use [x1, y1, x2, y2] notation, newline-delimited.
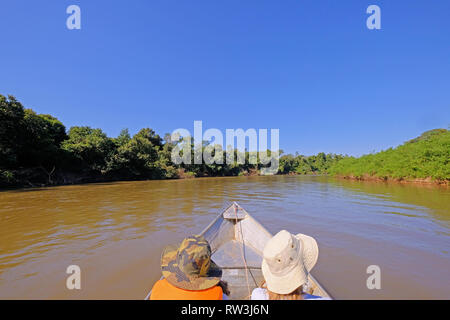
[251, 230, 329, 300]
[150, 234, 229, 300]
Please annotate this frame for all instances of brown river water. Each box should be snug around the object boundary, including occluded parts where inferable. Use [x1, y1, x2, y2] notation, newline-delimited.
[0, 175, 449, 299]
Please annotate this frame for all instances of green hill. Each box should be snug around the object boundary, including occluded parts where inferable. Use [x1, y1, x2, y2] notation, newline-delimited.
[329, 129, 450, 183]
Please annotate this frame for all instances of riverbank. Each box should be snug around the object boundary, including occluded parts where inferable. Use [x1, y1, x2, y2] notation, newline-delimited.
[0, 167, 268, 190]
[0, 167, 166, 190]
[2, 169, 448, 192]
[334, 174, 449, 186]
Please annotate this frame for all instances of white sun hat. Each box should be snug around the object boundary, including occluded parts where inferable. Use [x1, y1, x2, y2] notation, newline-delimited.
[261, 230, 319, 295]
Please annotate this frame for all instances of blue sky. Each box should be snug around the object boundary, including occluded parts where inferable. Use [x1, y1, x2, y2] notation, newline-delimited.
[0, 0, 449, 156]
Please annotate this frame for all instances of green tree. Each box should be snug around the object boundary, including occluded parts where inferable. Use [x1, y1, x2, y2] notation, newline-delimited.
[62, 126, 114, 172]
[114, 128, 131, 147]
[20, 109, 67, 168]
[0, 95, 25, 167]
[0, 95, 67, 171]
[106, 128, 163, 178]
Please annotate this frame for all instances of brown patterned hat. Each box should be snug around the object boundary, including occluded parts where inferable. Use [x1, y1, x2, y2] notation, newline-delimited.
[161, 235, 222, 290]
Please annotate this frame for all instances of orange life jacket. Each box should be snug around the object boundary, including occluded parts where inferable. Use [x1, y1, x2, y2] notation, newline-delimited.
[149, 278, 223, 300]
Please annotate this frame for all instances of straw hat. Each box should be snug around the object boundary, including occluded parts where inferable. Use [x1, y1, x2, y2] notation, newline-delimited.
[161, 235, 222, 290]
[261, 230, 319, 294]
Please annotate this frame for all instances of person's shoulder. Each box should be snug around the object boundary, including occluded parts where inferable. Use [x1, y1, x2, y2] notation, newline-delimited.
[251, 288, 268, 300]
[152, 278, 166, 288]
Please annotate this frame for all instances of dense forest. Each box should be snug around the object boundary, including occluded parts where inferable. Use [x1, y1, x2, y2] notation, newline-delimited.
[1, 95, 448, 188]
[0, 95, 341, 188]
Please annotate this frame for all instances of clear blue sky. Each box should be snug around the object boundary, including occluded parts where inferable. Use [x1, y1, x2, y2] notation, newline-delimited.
[1, 0, 449, 156]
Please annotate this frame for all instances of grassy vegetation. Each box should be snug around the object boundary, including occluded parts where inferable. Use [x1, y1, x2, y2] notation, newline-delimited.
[329, 129, 450, 183]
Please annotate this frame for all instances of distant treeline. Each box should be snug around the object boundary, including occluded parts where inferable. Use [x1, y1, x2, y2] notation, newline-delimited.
[0, 95, 342, 188]
[1, 95, 448, 188]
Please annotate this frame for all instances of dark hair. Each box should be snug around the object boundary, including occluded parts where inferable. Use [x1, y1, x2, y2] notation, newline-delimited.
[218, 280, 230, 296]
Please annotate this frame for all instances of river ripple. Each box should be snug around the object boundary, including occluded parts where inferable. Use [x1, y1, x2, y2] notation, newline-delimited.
[0, 175, 449, 299]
